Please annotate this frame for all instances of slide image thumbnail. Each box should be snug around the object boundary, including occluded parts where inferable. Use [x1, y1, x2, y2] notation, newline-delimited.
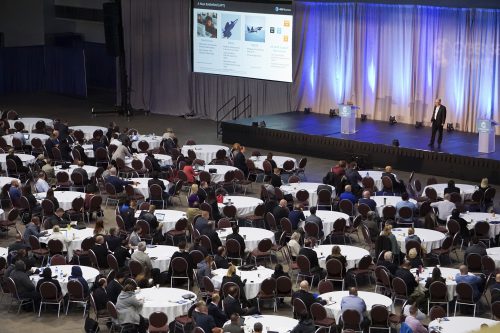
[222, 14, 241, 40]
[196, 12, 218, 38]
[245, 15, 265, 43]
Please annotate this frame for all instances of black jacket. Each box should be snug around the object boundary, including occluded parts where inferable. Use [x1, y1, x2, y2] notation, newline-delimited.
[223, 294, 245, 317]
[114, 246, 131, 268]
[91, 244, 109, 269]
[106, 235, 122, 252]
[106, 279, 123, 304]
[395, 268, 418, 295]
[430, 104, 447, 125]
[298, 247, 320, 270]
[226, 232, 246, 256]
[292, 289, 323, 316]
[214, 255, 229, 269]
[208, 302, 228, 328]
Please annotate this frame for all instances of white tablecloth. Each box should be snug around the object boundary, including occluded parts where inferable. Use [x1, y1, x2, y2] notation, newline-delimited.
[218, 196, 263, 217]
[36, 191, 84, 210]
[130, 135, 162, 151]
[314, 245, 369, 269]
[125, 153, 173, 168]
[136, 287, 196, 321]
[135, 209, 187, 235]
[227, 315, 298, 333]
[0, 153, 35, 170]
[372, 196, 417, 217]
[302, 210, 351, 236]
[9, 118, 53, 132]
[486, 247, 500, 267]
[358, 171, 398, 190]
[30, 265, 99, 295]
[412, 267, 467, 301]
[39, 227, 94, 260]
[54, 165, 98, 178]
[144, 245, 178, 272]
[392, 228, 445, 253]
[459, 212, 500, 238]
[69, 126, 107, 140]
[217, 227, 275, 251]
[181, 145, 229, 164]
[423, 183, 477, 201]
[3, 133, 49, 146]
[0, 247, 7, 259]
[428, 316, 498, 333]
[128, 178, 170, 200]
[280, 182, 335, 207]
[196, 165, 239, 183]
[321, 291, 392, 322]
[249, 156, 297, 170]
[211, 266, 274, 299]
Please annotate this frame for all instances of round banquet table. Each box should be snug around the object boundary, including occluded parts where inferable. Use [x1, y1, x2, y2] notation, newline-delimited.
[144, 245, 178, 272]
[54, 164, 98, 178]
[428, 316, 498, 333]
[486, 247, 500, 267]
[125, 153, 173, 168]
[0, 247, 7, 259]
[128, 177, 170, 200]
[134, 209, 187, 235]
[412, 266, 469, 301]
[225, 315, 298, 333]
[181, 145, 230, 164]
[321, 291, 393, 322]
[30, 265, 99, 295]
[69, 126, 107, 140]
[423, 183, 477, 201]
[249, 155, 297, 170]
[9, 117, 54, 132]
[136, 287, 196, 321]
[314, 245, 370, 269]
[358, 170, 397, 190]
[129, 135, 162, 151]
[195, 164, 239, 183]
[0, 153, 35, 170]
[0, 176, 20, 188]
[280, 182, 335, 207]
[39, 227, 94, 260]
[372, 196, 418, 217]
[391, 228, 445, 253]
[211, 266, 274, 299]
[217, 227, 275, 251]
[0, 208, 6, 221]
[302, 210, 351, 236]
[457, 212, 500, 239]
[36, 190, 84, 210]
[218, 196, 263, 217]
[3, 133, 49, 146]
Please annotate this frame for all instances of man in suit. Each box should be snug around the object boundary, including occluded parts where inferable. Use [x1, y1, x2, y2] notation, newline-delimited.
[91, 235, 110, 269]
[45, 208, 70, 228]
[208, 293, 228, 328]
[106, 271, 125, 304]
[192, 301, 222, 333]
[113, 239, 131, 268]
[105, 167, 136, 194]
[214, 246, 230, 269]
[298, 238, 325, 279]
[165, 241, 194, 281]
[444, 179, 461, 195]
[292, 281, 325, 317]
[429, 98, 447, 148]
[223, 286, 258, 317]
[105, 228, 122, 252]
[395, 260, 418, 295]
[226, 225, 246, 257]
[272, 199, 289, 224]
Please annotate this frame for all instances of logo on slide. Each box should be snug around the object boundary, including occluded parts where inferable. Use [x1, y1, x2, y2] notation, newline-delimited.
[275, 6, 280, 12]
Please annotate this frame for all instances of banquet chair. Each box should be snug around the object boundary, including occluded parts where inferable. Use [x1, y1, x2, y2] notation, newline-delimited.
[38, 281, 64, 317]
[361, 226, 375, 255]
[317, 189, 333, 210]
[311, 303, 336, 333]
[341, 309, 363, 332]
[318, 280, 334, 294]
[381, 176, 394, 193]
[170, 257, 190, 290]
[129, 260, 144, 278]
[31, 137, 45, 156]
[222, 282, 240, 300]
[296, 157, 308, 177]
[137, 140, 149, 153]
[65, 279, 88, 316]
[222, 204, 237, 222]
[429, 236, 453, 266]
[115, 157, 135, 178]
[292, 297, 307, 318]
[107, 254, 120, 273]
[148, 311, 169, 333]
[362, 177, 376, 194]
[5, 277, 35, 314]
[369, 304, 390, 333]
[325, 258, 345, 290]
[41, 199, 54, 218]
[94, 147, 109, 168]
[243, 203, 266, 227]
[256, 277, 277, 312]
[304, 222, 320, 241]
[425, 187, 438, 202]
[481, 255, 496, 278]
[86, 194, 104, 223]
[226, 239, 243, 266]
[136, 219, 153, 244]
[200, 276, 218, 301]
[29, 235, 49, 266]
[466, 253, 483, 274]
[199, 235, 214, 256]
[73, 130, 85, 143]
[350, 255, 375, 288]
[374, 266, 391, 296]
[296, 255, 316, 287]
[427, 177, 438, 186]
[429, 305, 447, 321]
[492, 301, 500, 320]
[165, 218, 188, 245]
[132, 159, 148, 177]
[104, 183, 120, 208]
[381, 206, 396, 222]
[67, 196, 85, 222]
[339, 199, 354, 217]
[47, 239, 64, 257]
[217, 217, 232, 229]
[357, 203, 371, 219]
[405, 240, 422, 258]
[51, 147, 65, 165]
[50, 254, 67, 266]
[391, 277, 409, 306]
[170, 180, 185, 206]
[233, 169, 252, 195]
[454, 282, 476, 316]
[288, 175, 300, 184]
[280, 217, 293, 238]
[329, 218, 347, 244]
[428, 281, 449, 316]
[276, 276, 293, 302]
[296, 189, 310, 209]
[250, 238, 273, 266]
[474, 221, 491, 247]
[346, 215, 362, 243]
[73, 237, 95, 265]
[11, 137, 25, 153]
[107, 301, 135, 333]
[397, 206, 414, 228]
[0, 208, 18, 234]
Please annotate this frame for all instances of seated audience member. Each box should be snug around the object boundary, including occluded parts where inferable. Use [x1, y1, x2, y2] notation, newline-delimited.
[7, 148, 31, 174]
[363, 211, 380, 242]
[8, 234, 30, 253]
[221, 265, 248, 302]
[341, 287, 369, 328]
[298, 238, 324, 280]
[194, 210, 211, 234]
[105, 167, 136, 195]
[404, 305, 428, 333]
[464, 236, 487, 264]
[93, 219, 107, 236]
[116, 282, 148, 333]
[270, 168, 282, 188]
[265, 152, 278, 170]
[345, 162, 362, 191]
[381, 165, 403, 193]
[424, 267, 446, 289]
[196, 255, 213, 290]
[406, 248, 423, 269]
[385, 225, 402, 263]
[232, 143, 248, 177]
[145, 151, 168, 173]
[45, 208, 70, 228]
[223, 285, 258, 317]
[287, 232, 302, 260]
[36, 267, 62, 295]
[107, 271, 125, 304]
[128, 225, 142, 248]
[378, 251, 398, 275]
[73, 160, 90, 185]
[147, 171, 169, 199]
[161, 128, 178, 154]
[396, 192, 417, 223]
[208, 293, 228, 328]
[138, 205, 160, 234]
[222, 313, 244, 333]
[35, 172, 50, 193]
[165, 241, 194, 282]
[106, 227, 122, 252]
[192, 301, 223, 333]
[45, 188, 60, 210]
[10, 261, 40, 304]
[182, 160, 198, 184]
[69, 265, 90, 296]
[291, 311, 316, 333]
[444, 179, 460, 195]
[226, 225, 246, 257]
[272, 199, 289, 224]
[271, 263, 290, 279]
[188, 184, 201, 208]
[358, 190, 377, 211]
[430, 194, 456, 224]
[331, 160, 346, 177]
[292, 281, 326, 317]
[490, 273, 500, 303]
[214, 246, 229, 269]
[304, 206, 324, 238]
[405, 227, 421, 244]
[479, 178, 494, 210]
[326, 245, 347, 275]
[189, 237, 209, 257]
[114, 239, 132, 268]
[91, 235, 110, 269]
[92, 277, 109, 312]
[186, 202, 202, 225]
[8, 179, 22, 207]
[47, 225, 70, 252]
[455, 265, 483, 301]
[120, 199, 137, 231]
[450, 209, 470, 244]
[288, 204, 305, 230]
[22, 217, 47, 243]
[131, 242, 160, 284]
[395, 260, 419, 295]
[339, 185, 357, 205]
[23, 185, 42, 215]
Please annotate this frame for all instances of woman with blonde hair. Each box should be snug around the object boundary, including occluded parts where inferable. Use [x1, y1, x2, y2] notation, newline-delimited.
[405, 227, 421, 244]
[287, 232, 301, 259]
[407, 248, 423, 268]
[221, 264, 247, 302]
[188, 183, 200, 207]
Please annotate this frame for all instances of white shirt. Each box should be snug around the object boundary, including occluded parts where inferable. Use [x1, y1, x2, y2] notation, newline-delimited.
[430, 200, 456, 220]
[35, 179, 50, 193]
[433, 105, 440, 120]
[48, 231, 71, 251]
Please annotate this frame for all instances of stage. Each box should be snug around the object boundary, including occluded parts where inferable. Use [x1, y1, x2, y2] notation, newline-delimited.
[221, 112, 500, 184]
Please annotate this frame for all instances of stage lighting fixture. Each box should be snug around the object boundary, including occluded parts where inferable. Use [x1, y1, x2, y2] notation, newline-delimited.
[389, 116, 397, 125]
[447, 123, 454, 132]
[360, 114, 367, 121]
[304, 107, 311, 114]
[392, 139, 400, 147]
[415, 121, 423, 128]
[329, 109, 338, 117]
[259, 121, 266, 128]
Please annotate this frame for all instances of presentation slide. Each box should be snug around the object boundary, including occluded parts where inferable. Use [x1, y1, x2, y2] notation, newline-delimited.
[192, 0, 293, 82]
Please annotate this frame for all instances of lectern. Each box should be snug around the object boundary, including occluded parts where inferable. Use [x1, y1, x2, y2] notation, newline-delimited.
[339, 104, 357, 134]
[477, 119, 496, 153]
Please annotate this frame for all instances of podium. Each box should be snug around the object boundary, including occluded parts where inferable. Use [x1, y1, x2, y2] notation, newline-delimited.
[477, 119, 496, 153]
[339, 104, 357, 134]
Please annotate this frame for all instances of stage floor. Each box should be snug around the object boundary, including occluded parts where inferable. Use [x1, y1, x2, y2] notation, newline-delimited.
[228, 112, 499, 161]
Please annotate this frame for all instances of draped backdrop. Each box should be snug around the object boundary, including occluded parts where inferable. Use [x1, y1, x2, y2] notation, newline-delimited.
[122, 1, 500, 133]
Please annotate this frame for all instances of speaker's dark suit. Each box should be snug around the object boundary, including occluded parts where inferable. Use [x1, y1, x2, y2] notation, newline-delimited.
[429, 104, 447, 145]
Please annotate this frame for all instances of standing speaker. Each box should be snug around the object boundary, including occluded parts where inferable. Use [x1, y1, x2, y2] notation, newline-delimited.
[103, 2, 122, 56]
